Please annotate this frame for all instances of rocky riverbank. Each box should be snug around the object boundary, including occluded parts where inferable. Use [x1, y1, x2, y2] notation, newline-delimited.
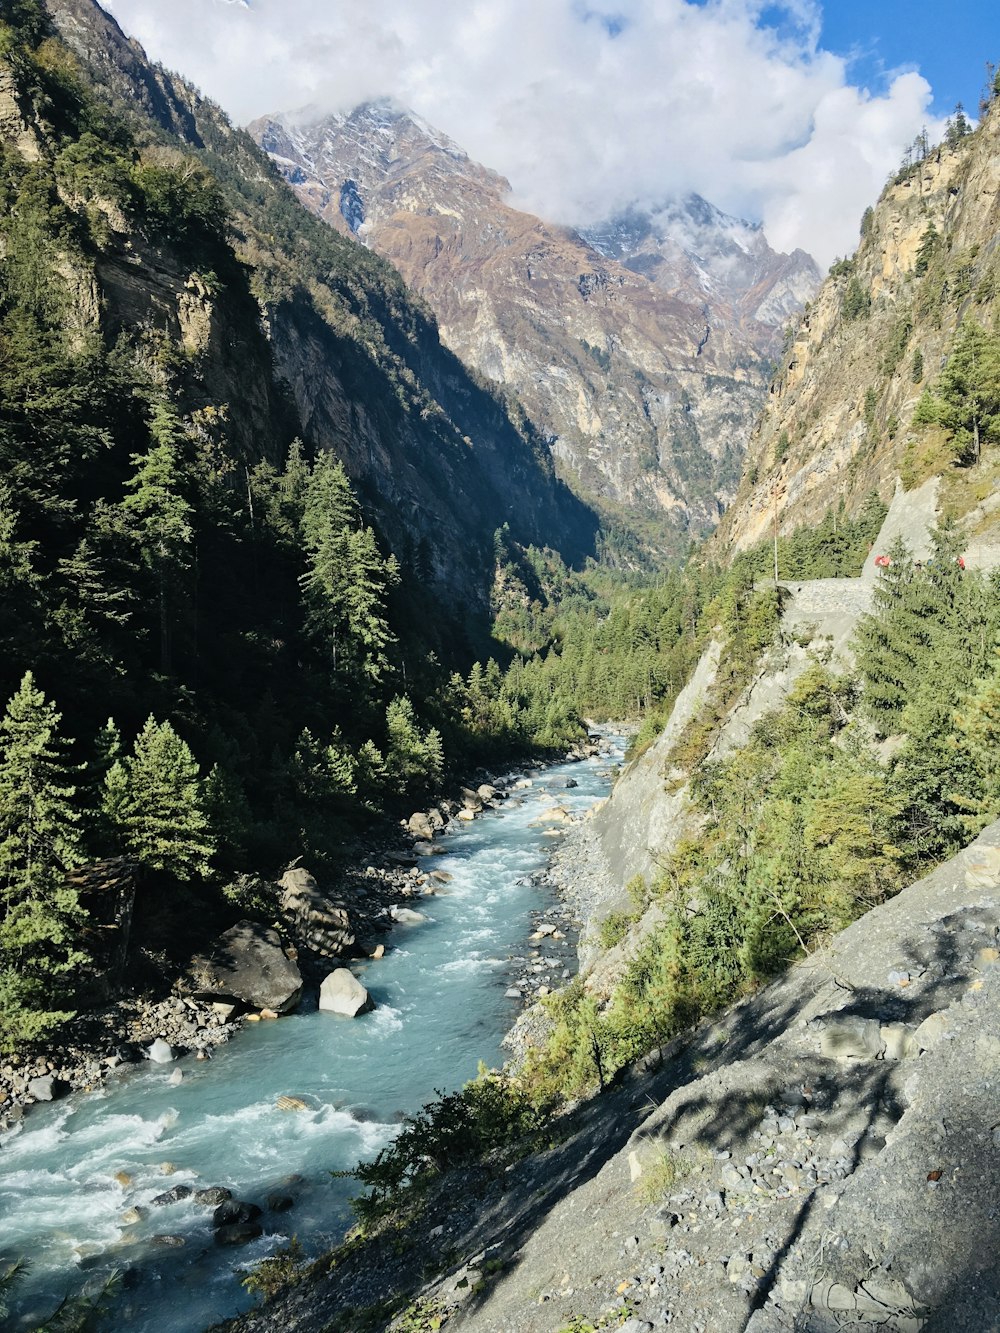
[0, 738, 613, 1132]
[222, 819, 1000, 1333]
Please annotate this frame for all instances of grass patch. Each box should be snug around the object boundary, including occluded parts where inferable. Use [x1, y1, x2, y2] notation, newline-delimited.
[633, 1145, 695, 1203]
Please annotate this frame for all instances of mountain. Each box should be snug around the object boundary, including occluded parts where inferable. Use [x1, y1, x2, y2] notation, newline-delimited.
[579, 194, 818, 334]
[714, 99, 1000, 558]
[38, 0, 597, 621]
[249, 101, 819, 550]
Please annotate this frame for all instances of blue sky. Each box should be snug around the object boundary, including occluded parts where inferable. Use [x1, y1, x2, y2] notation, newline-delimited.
[102, 0, 992, 263]
[817, 0, 992, 118]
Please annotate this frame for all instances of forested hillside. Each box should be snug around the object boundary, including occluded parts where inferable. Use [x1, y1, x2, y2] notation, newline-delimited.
[0, 0, 607, 1051]
[0, 0, 810, 1055]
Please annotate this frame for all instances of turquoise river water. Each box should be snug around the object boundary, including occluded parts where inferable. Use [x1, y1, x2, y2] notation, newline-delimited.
[0, 738, 625, 1331]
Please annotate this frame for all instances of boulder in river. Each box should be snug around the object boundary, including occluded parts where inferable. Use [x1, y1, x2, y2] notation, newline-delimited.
[27, 1074, 69, 1102]
[390, 906, 428, 925]
[213, 1199, 262, 1228]
[151, 1185, 192, 1207]
[407, 811, 435, 841]
[215, 1222, 263, 1246]
[194, 1187, 232, 1207]
[183, 921, 303, 1014]
[146, 1039, 175, 1064]
[318, 969, 374, 1017]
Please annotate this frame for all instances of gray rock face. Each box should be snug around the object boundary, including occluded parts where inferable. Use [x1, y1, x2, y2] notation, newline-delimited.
[318, 968, 374, 1018]
[279, 867, 356, 958]
[818, 1015, 885, 1059]
[185, 921, 302, 1014]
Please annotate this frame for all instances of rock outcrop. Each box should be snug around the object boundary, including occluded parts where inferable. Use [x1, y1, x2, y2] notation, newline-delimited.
[715, 100, 1000, 558]
[280, 868, 357, 959]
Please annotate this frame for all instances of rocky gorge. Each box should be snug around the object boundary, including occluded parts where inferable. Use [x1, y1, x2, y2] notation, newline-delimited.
[218, 527, 1000, 1333]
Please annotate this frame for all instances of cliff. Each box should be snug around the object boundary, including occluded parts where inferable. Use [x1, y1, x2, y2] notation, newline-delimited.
[38, 0, 598, 617]
[714, 99, 1000, 558]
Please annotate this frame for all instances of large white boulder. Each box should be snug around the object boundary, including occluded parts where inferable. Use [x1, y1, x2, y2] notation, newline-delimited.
[318, 968, 374, 1018]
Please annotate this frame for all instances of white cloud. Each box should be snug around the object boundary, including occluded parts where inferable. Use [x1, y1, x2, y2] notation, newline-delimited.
[99, 0, 944, 265]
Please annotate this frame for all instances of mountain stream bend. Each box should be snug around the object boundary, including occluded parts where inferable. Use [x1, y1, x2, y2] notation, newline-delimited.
[1, 738, 626, 1332]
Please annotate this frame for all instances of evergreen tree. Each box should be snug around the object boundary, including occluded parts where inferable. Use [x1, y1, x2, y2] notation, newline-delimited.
[384, 695, 444, 795]
[121, 403, 194, 672]
[854, 536, 921, 728]
[934, 320, 1000, 464]
[954, 652, 1000, 831]
[914, 222, 939, 277]
[0, 672, 89, 1049]
[299, 453, 399, 687]
[104, 716, 214, 878]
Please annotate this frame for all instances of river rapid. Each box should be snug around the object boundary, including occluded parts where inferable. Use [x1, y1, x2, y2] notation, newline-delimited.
[0, 738, 626, 1332]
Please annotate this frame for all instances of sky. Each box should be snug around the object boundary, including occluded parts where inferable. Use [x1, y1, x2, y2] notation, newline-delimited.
[98, 0, 995, 266]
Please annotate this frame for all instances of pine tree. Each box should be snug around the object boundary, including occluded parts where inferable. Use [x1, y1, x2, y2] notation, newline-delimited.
[121, 403, 194, 672]
[854, 536, 920, 728]
[104, 716, 214, 878]
[0, 672, 89, 1049]
[299, 454, 399, 686]
[0, 672, 85, 898]
[955, 653, 1000, 830]
[384, 696, 444, 794]
[935, 320, 1000, 464]
[914, 222, 939, 276]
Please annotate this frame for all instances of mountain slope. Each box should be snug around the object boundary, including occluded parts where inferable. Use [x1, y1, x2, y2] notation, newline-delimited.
[40, 0, 598, 617]
[715, 98, 1000, 558]
[250, 102, 818, 549]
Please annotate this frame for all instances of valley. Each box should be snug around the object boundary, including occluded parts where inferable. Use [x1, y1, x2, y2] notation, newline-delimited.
[1, 2, 1000, 1332]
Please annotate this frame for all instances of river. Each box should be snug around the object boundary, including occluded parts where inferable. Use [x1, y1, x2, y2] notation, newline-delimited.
[0, 738, 625, 1331]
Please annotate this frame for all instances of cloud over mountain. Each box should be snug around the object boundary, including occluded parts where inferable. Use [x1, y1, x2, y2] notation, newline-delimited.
[102, 0, 944, 264]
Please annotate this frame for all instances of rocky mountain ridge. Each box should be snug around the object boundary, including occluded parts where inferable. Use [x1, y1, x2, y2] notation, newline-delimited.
[251, 101, 819, 548]
[714, 97, 1000, 557]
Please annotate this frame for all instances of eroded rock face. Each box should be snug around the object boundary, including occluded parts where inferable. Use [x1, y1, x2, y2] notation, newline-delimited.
[715, 98, 1000, 557]
[279, 867, 356, 958]
[318, 968, 374, 1018]
[183, 922, 302, 1014]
